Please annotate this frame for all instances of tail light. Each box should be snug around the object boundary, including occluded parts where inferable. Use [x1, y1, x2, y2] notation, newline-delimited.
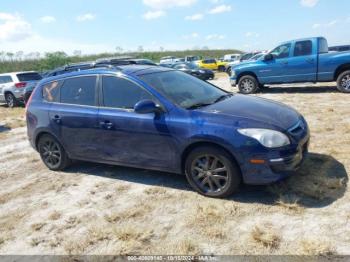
[15, 82, 27, 88]
[25, 91, 34, 113]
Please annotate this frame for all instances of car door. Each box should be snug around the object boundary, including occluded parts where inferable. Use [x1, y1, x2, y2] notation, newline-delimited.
[258, 43, 292, 84]
[48, 75, 101, 160]
[287, 40, 317, 82]
[96, 75, 176, 169]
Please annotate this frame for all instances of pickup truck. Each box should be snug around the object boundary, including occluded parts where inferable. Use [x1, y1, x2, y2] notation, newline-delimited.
[230, 37, 350, 93]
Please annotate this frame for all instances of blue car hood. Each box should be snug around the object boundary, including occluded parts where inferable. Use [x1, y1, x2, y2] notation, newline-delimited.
[199, 94, 300, 130]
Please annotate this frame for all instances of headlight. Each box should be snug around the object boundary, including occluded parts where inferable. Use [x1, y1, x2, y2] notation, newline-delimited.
[237, 128, 290, 148]
[199, 70, 206, 74]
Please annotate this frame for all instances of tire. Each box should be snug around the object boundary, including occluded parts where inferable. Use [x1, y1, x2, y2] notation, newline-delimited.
[38, 134, 71, 171]
[185, 146, 241, 198]
[5, 93, 18, 108]
[218, 65, 225, 72]
[238, 75, 259, 94]
[336, 70, 350, 93]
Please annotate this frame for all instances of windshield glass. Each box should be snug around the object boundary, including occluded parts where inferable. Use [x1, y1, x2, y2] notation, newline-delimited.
[139, 71, 227, 109]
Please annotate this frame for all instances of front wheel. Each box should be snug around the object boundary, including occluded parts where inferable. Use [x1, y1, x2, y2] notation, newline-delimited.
[336, 70, 350, 93]
[185, 146, 241, 198]
[218, 65, 225, 72]
[238, 75, 259, 94]
[38, 134, 71, 171]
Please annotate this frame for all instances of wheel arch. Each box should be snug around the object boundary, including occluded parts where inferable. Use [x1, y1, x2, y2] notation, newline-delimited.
[34, 130, 66, 153]
[236, 71, 259, 84]
[334, 63, 350, 80]
[181, 140, 242, 175]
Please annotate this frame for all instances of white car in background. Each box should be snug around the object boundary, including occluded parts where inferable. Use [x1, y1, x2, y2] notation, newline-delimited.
[0, 71, 42, 108]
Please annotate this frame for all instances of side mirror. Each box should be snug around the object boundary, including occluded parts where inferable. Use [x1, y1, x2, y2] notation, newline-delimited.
[264, 54, 274, 61]
[134, 100, 163, 114]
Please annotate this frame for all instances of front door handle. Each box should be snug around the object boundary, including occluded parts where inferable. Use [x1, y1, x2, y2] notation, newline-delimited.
[306, 58, 314, 63]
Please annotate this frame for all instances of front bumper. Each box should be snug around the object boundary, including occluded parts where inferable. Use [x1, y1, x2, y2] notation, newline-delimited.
[238, 128, 310, 185]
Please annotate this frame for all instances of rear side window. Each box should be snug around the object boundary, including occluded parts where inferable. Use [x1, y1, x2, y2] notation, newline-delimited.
[43, 81, 61, 102]
[17, 73, 42, 82]
[0, 75, 13, 84]
[102, 76, 153, 109]
[318, 38, 329, 54]
[60, 76, 97, 106]
[294, 41, 313, 56]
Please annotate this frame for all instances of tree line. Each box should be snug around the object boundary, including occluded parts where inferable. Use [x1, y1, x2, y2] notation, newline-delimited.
[0, 49, 243, 74]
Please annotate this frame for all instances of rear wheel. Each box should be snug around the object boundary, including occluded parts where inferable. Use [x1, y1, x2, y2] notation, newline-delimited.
[336, 70, 350, 93]
[38, 134, 71, 171]
[238, 75, 259, 94]
[5, 93, 18, 108]
[218, 65, 225, 72]
[185, 146, 241, 198]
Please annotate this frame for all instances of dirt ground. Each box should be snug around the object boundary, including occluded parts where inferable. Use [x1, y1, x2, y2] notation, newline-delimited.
[0, 75, 349, 255]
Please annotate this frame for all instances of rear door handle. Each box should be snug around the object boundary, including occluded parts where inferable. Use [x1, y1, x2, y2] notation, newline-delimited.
[99, 120, 114, 130]
[52, 115, 61, 124]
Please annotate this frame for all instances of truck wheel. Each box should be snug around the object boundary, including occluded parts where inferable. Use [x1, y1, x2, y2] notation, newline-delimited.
[337, 70, 350, 93]
[5, 93, 18, 108]
[238, 75, 259, 94]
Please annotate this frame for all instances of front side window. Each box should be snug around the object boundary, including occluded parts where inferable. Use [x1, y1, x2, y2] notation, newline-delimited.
[102, 76, 153, 109]
[294, 40, 313, 56]
[270, 43, 291, 59]
[139, 70, 227, 109]
[60, 76, 96, 106]
[43, 81, 61, 102]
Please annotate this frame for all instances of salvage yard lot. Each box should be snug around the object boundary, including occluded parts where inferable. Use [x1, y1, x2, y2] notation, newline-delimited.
[0, 76, 349, 255]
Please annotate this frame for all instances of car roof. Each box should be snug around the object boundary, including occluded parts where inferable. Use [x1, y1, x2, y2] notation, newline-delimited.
[0, 71, 38, 76]
[41, 65, 173, 83]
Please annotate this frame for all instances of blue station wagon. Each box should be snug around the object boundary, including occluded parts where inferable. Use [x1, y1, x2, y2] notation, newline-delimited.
[26, 65, 310, 198]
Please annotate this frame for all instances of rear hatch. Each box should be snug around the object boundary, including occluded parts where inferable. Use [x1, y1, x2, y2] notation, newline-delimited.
[16, 72, 43, 91]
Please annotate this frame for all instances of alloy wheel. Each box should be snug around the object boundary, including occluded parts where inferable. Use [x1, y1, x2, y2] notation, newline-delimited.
[341, 74, 350, 90]
[6, 94, 14, 108]
[40, 139, 62, 169]
[240, 79, 255, 93]
[190, 154, 229, 193]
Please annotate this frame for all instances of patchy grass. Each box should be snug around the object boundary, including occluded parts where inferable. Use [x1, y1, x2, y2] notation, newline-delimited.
[299, 239, 336, 256]
[251, 224, 281, 249]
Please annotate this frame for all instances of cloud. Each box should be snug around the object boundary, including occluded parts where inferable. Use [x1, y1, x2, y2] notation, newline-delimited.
[143, 0, 196, 9]
[143, 10, 166, 20]
[206, 34, 226, 40]
[245, 32, 260, 38]
[312, 20, 338, 29]
[40, 16, 56, 23]
[208, 4, 232, 14]
[0, 12, 33, 42]
[76, 13, 96, 22]
[183, 32, 199, 39]
[185, 13, 203, 20]
[300, 0, 319, 7]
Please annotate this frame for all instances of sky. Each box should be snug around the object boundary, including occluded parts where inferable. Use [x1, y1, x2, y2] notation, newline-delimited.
[0, 0, 349, 55]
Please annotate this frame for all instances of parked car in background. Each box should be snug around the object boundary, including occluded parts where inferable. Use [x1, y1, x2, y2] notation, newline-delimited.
[0, 71, 42, 107]
[185, 56, 202, 65]
[230, 37, 350, 93]
[198, 59, 228, 71]
[159, 56, 178, 66]
[225, 51, 261, 74]
[95, 57, 157, 66]
[329, 45, 350, 52]
[223, 54, 241, 61]
[171, 62, 214, 80]
[26, 65, 309, 198]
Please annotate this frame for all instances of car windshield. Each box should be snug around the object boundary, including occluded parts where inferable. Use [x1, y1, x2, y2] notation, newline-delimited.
[139, 71, 228, 109]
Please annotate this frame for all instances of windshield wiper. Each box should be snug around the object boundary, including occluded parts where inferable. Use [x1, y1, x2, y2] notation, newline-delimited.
[186, 102, 213, 110]
[213, 93, 234, 103]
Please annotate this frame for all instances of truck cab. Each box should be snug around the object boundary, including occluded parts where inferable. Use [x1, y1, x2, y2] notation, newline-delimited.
[230, 37, 350, 93]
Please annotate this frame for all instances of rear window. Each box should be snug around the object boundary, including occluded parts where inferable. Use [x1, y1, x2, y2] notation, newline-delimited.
[294, 40, 313, 56]
[0, 75, 13, 84]
[17, 73, 42, 82]
[43, 81, 61, 102]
